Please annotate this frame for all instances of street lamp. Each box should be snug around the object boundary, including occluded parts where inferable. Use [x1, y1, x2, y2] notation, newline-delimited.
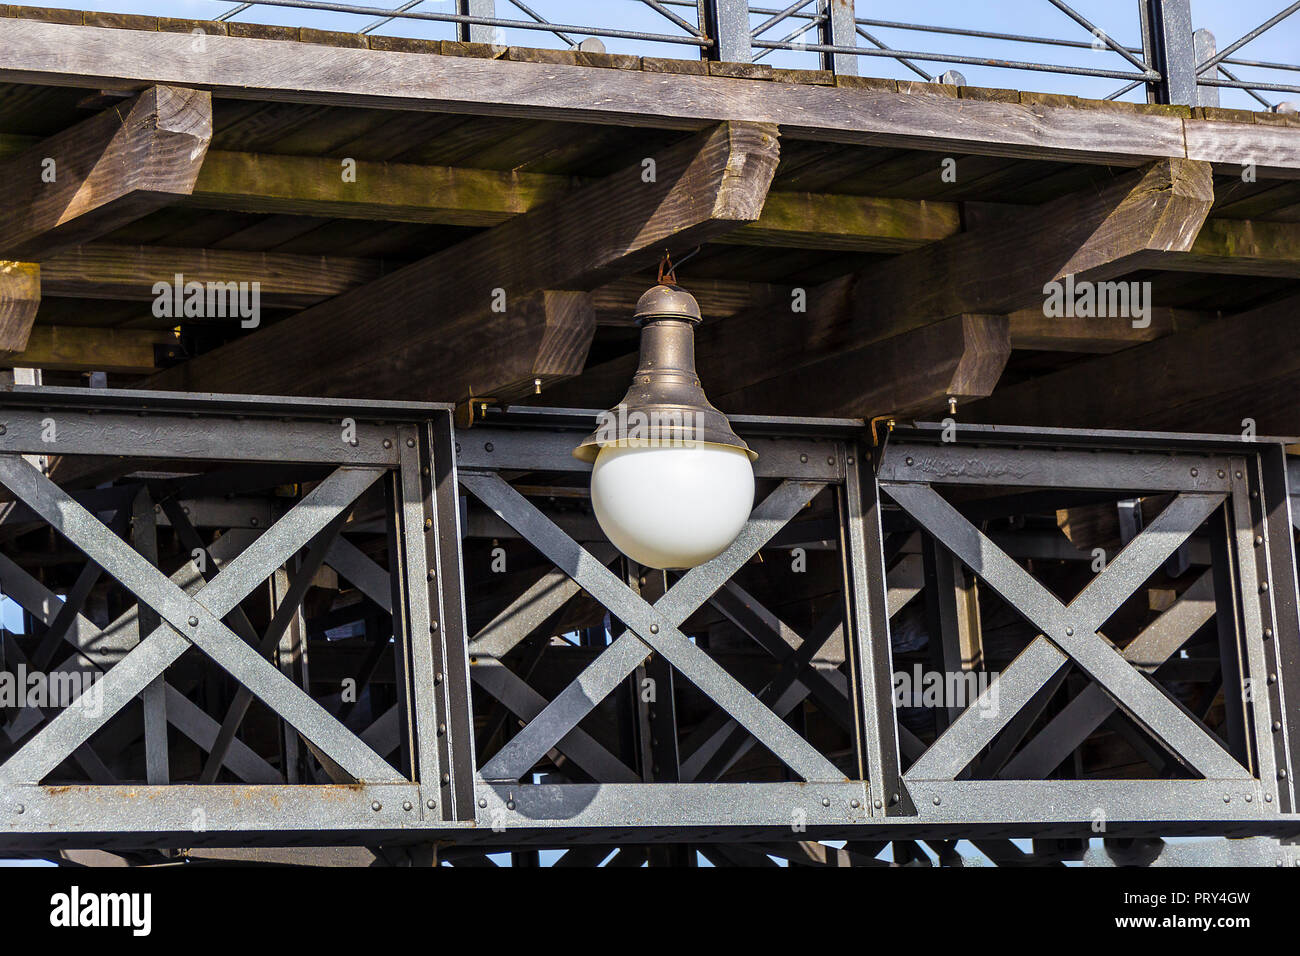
[574, 282, 756, 570]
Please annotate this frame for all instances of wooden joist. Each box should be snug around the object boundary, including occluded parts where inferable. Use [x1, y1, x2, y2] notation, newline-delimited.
[40, 244, 385, 308]
[691, 159, 1215, 416]
[0, 262, 40, 352]
[5, 17, 1296, 174]
[1006, 307, 1215, 352]
[1, 325, 178, 373]
[148, 121, 782, 400]
[967, 293, 1300, 435]
[186, 151, 961, 252]
[0, 85, 211, 260]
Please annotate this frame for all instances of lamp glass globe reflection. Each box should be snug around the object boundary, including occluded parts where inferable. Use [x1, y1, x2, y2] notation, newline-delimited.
[574, 281, 757, 571]
[590, 441, 755, 570]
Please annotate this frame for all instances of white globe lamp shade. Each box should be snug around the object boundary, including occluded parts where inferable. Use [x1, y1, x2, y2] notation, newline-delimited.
[590, 442, 755, 570]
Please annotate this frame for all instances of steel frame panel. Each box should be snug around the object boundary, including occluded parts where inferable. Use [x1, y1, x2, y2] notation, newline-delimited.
[0, 392, 1297, 851]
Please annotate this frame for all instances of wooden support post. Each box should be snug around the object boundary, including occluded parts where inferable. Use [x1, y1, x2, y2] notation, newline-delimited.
[0, 85, 211, 260]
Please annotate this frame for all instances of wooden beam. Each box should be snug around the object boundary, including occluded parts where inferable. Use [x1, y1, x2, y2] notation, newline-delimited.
[41, 244, 385, 308]
[188, 151, 961, 251]
[2, 325, 178, 373]
[1164, 218, 1300, 278]
[1007, 306, 1216, 352]
[189, 150, 572, 228]
[967, 293, 1300, 434]
[5, 17, 1269, 172]
[148, 121, 781, 400]
[717, 314, 1011, 418]
[0, 85, 211, 259]
[693, 159, 1215, 409]
[0, 262, 40, 352]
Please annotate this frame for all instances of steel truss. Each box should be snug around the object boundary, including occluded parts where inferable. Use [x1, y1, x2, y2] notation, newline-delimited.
[0, 390, 1297, 858]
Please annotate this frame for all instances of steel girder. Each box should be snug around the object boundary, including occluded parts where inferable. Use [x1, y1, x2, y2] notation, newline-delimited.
[0, 390, 1297, 852]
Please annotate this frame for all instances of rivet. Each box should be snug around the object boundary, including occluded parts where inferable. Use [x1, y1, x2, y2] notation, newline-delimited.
[1245, 793, 1253, 802]
[1256, 535, 1265, 546]
[1191, 468, 1199, 477]
[649, 624, 659, 634]
[1268, 673, 1277, 684]
[442, 773, 450, 784]
[827, 456, 835, 466]
[1264, 627, 1274, 639]
[874, 800, 883, 809]
[905, 457, 914, 466]
[427, 799, 437, 810]
[847, 457, 855, 465]
[434, 671, 444, 684]
[372, 801, 382, 812]
[403, 801, 413, 811]
[427, 568, 436, 580]
[382, 439, 392, 449]
[438, 722, 446, 736]
[15, 804, 23, 814]
[799, 454, 808, 463]
[1275, 721, 1283, 732]
[430, 621, 439, 632]
[1218, 470, 1225, 479]
[1281, 770, 1289, 780]
[478, 798, 488, 808]
[424, 518, 433, 530]
[1261, 582, 1270, 593]
[250, 518, 259, 527]
[1065, 626, 1074, 637]
[484, 442, 494, 453]
[1224, 794, 1231, 803]
[821, 797, 830, 807]
[1236, 471, 1243, 479]
[1265, 794, 1274, 803]
[890, 793, 899, 804]
[933, 797, 941, 806]
[507, 800, 516, 810]
[406, 438, 416, 448]
[850, 799, 860, 809]
[187, 616, 199, 627]
[0, 425, 7, 435]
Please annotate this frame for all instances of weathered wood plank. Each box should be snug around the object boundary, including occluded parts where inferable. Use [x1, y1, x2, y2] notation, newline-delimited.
[148, 121, 781, 400]
[41, 243, 385, 307]
[0, 84, 211, 259]
[0, 18, 1238, 171]
[967, 293, 1300, 434]
[0, 261, 40, 351]
[2, 324, 177, 372]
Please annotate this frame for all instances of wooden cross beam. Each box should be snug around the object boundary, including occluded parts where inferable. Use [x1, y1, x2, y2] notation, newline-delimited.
[691, 158, 1215, 419]
[146, 121, 782, 401]
[0, 85, 211, 260]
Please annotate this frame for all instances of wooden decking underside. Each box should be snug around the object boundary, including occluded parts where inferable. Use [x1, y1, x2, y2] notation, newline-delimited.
[1, 10, 1299, 433]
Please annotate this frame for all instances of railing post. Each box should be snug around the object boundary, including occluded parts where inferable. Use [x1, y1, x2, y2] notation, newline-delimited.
[456, 0, 498, 45]
[1141, 0, 1198, 105]
[820, 0, 858, 75]
[700, 0, 752, 63]
[1193, 28, 1220, 107]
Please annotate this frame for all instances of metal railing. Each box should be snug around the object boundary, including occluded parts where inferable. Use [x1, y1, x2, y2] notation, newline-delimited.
[32, 0, 1300, 108]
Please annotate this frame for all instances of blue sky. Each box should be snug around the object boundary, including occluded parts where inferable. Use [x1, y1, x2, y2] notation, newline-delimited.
[25, 0, 1300, 108]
